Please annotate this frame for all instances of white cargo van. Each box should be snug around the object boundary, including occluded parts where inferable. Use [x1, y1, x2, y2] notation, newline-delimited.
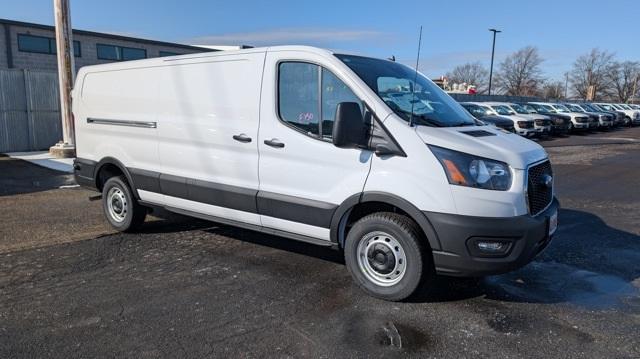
[73, 46, 558, 301]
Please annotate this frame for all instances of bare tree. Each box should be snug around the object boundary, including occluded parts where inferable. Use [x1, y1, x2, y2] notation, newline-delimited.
[495, 46, 544, 96]
[569, 48, 615, 100]
[606, 61, 640, 103]
[445, 62, 489, 93]
[542, 80, 565, 100]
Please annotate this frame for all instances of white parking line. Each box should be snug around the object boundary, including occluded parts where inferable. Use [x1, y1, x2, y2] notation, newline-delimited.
[59, 185, 80, 189]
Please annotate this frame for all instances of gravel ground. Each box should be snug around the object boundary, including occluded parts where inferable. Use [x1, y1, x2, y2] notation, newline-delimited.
[1, 127, 639, 358]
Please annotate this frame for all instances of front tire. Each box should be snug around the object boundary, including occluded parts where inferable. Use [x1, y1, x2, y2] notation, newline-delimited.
[102, 176, 147, 232]
[344, 212, 431, 301]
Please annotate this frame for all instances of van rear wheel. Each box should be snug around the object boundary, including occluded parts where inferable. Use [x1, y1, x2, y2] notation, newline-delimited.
[344, 212, 430, 301]
[102, 176, 147, 232]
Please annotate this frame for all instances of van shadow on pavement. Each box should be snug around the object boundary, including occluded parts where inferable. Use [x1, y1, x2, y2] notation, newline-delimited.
[0, 157, 75, 196]
[190, 207, 640, 309]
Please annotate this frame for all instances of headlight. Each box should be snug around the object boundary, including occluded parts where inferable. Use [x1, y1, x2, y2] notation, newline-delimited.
[429, 146, 512, 191]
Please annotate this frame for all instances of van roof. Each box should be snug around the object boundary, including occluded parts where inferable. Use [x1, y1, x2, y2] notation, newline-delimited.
[76, 45, 340, 73]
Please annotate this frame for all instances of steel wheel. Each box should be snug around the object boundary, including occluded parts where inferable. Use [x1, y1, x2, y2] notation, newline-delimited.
[356, 231, 407, 287]
[106, 187, 128, 223]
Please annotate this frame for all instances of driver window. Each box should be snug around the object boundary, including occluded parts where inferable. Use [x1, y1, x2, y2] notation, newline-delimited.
[278, 61, 362, 140]
[321, 70, 361, 138]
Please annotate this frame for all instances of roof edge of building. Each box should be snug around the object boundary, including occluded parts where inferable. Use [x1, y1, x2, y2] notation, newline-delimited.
[0, 18, 212, 52]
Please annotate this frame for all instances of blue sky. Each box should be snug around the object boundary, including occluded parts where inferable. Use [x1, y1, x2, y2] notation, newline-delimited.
[3, 0, 639, 79]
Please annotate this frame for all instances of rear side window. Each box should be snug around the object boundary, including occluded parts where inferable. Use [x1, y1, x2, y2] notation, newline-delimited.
[278, 62, 361, 140]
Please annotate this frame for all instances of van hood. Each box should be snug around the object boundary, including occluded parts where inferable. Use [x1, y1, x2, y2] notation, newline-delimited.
[415, 125, 547, 170]
[500, 114, 532, 122]
[564, 112, 588, 118]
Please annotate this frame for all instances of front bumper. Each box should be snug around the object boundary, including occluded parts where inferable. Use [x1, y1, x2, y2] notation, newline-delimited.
[599, 120, 613, 127]
[551, 123, 570, 134]
[426, 198, 559, 277]
[516, 128, 537, 137]
[534, 126, 551, 134]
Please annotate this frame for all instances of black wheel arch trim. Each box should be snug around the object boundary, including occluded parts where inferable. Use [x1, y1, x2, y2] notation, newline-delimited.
[330, 191, 442, 251]
[94, 157, 140, 199]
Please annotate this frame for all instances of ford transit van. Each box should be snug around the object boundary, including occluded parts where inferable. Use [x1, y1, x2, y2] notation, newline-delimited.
[73, 46, 558, 301]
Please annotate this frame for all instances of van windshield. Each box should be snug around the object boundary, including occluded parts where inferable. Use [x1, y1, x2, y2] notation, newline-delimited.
[492, 105, 515, 116]
[567, 104, 584, 112]
[335, 54, 475, 127]
[553, 104, 570, 113]
[509, 103, 529, 114]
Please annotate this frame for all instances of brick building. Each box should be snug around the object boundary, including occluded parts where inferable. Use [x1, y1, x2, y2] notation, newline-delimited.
[0, 18, 211, 72]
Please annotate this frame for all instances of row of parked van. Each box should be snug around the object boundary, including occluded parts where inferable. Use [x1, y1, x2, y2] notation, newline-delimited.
[459, 101, 640, 137]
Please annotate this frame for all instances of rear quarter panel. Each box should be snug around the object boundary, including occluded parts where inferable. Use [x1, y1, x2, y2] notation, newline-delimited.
[73, 66, 160, 170]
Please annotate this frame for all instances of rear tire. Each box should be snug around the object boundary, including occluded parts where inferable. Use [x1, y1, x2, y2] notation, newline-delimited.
[344, 212, 431, 301]
[102, 176, 147, 232]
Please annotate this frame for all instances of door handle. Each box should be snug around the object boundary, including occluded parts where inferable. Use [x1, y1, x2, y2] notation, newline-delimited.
[264, 138, 285, 148]
[233, 133, 252, 143]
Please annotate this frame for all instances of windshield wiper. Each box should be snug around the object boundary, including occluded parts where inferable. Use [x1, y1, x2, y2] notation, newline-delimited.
[394, 108, 442, 127]
[413, 116, 444, 127]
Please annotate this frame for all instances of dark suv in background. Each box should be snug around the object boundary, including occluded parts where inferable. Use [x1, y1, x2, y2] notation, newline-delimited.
[516, 103, 571, 135]
[460, 103, 516, 132]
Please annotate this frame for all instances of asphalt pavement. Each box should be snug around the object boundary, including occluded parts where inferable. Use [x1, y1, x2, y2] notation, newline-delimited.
[1, 128, 639, 358]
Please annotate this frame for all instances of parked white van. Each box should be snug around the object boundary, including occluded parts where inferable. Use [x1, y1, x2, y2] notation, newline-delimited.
[73, 46, 558, 301]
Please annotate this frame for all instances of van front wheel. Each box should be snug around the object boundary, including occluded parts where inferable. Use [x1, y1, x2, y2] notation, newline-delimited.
[344, 212, 430, 301]
[102, 176, 147, 232]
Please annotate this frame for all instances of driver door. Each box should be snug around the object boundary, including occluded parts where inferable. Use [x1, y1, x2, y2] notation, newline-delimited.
[257, 51, 373, 240]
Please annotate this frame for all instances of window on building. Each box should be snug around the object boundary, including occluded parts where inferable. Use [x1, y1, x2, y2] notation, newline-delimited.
[96, 44, 118, 60]
[73, 41, 81, 57]
[121, 47, 146, 60]
[159, 51, 179, 57]
[17, 34, 81, 57]
[278, 62, 361, 140]
[17, 34, 50, 53]
[96, 44, 147, 61]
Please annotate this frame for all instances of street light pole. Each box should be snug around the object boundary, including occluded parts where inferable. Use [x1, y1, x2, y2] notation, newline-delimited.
[487, 28, 501, 96]
[564, 72, 569, 100]
[633, 74, 639, 104]
[50, 0, 76, 158]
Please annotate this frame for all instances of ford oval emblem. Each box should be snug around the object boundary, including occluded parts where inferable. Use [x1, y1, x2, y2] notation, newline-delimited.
[541, 174, 553, 188]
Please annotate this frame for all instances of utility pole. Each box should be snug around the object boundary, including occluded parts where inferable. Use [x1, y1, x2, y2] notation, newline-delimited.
[49, 0, 76, 158]
[564, 72, 569, 100]
[487, 28, 501, 96]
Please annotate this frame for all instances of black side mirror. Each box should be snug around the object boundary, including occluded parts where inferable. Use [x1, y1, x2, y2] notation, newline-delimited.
[332, 102, 368, 149]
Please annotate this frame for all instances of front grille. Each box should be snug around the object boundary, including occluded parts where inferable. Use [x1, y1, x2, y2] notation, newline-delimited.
[535, 119, 544, 126]
[527, 160, 553, 215]
[518, 121, 534, 129]
[576, 116, 589, 123]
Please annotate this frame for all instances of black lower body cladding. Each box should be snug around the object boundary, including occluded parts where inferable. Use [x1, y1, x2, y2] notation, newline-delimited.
[426, 198, 559, 277]
[73, 158, 97, 188]
[73, 158, 337, 229]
